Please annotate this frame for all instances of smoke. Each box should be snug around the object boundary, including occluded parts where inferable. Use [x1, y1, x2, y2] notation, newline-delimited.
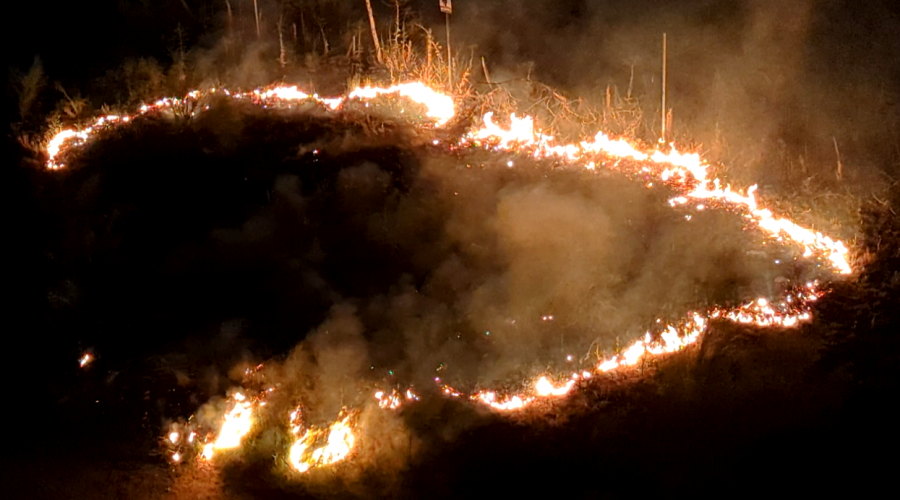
[451, 0, 900, 183]
[43, 92, 812, 405]
[26, 0, 895, 480]
[123, 100, 796, 401]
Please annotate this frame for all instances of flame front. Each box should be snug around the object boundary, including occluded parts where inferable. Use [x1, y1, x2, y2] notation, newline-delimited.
[59, 80, 854, 471]
[200, 392, 255, 460]
[41, 81, 850, 276]
[288, 412, 356, 473]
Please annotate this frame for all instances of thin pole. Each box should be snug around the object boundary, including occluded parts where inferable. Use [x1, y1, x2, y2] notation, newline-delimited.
[365, 0, 383, 63]
[661, 33, 668, 143]
[254, 0, 260, 40]
[445, 12, 452, 88]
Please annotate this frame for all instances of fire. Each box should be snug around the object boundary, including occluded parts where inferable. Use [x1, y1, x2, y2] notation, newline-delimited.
[43, 82, 455, 170]
[534, 376, 575, 397]
[465, 114, 851, 275]
[469, 376, 575, 411]
[374, 388, 419, 409]
[78, 352, 93, 368]
[348, 82, 456, 125]
[288, 411, 356, 473]
[54, 79, 852, 470]
[201, 392, 255, 460]
[43, 81, 849, 273]
[372, 282, 824, 413]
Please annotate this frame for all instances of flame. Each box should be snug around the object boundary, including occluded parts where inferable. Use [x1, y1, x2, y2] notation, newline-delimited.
[371, 281, 825, 413]
[347, 82, 455, 125]
[78, 352, 93, 368]
[37, 80, 851, 274]
[466, 114, 851, 275]
[468, 376, 575, 411]
[288, 411, 356, 473]
[201, 392, 255, 460]
[89, 80, 856, 470]
[44, 82, 455, 170]
[374, 388, 419, 409]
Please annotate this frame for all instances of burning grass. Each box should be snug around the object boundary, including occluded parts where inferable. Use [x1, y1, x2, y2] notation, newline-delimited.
[15, 19, 893, 498]
[26, 89, 858, 487]
[9, 5, 900, 497]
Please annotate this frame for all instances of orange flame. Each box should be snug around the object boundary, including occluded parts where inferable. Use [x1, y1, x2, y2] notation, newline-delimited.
[105, 80, 857, 471]
[78, 352, 93, 368]
[288, 411, 356, 473]
[199, 392, 255, 461]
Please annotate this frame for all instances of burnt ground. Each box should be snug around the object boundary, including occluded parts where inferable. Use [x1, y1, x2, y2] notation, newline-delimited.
[4, 105, 899, 499]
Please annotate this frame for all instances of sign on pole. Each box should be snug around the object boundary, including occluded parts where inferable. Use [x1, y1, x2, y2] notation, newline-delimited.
[439, 0, 452, 14]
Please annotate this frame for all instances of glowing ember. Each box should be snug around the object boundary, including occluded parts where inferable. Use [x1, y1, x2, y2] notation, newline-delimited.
[288, 412, 356, 473]
[168, 431, 179, 444]
[78, 353, 93, 368]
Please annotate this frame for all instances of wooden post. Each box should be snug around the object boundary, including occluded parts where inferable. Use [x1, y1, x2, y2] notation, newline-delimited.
[225, 0, 232, 30]
[278, 16, 286, 68]
[253, 0, 260, 40]
[833, 137, 844, 181]
[445, 13, 452, 88]
[364, 0, 383, 63]
[660, 33, 668, 144]
[481, 56, 492, 84]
